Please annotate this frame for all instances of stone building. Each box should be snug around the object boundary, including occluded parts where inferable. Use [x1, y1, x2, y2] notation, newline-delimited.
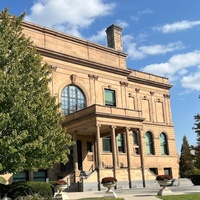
[13, 21, 179, 191]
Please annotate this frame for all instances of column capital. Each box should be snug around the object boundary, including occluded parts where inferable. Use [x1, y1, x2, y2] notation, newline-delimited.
[125, 127, 131, 131]
[110, 125, 116, 129]
[135, 88, 140, 93]
[96, 124, 101, 128]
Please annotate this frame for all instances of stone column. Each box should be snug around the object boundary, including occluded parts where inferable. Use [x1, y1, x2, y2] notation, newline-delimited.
[96, 124, 102, 190]
[111, 126, 118, 180]
[72, 133, 78, 171]
[96, 125, 102, 169]
[125, 127, 132, 188]
[73, 133, 79, 182]
[138, 129, 146, 188]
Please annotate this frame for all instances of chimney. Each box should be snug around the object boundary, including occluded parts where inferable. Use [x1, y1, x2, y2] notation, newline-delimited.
[106, 24, 123, 51]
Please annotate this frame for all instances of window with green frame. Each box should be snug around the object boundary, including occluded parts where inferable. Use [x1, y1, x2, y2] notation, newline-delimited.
[132, 131, 140, 155]
[13, 171, 29, 182]
[102, 136, 112, 152]
[160, 133, 168, 155]
[145, 132, 154, 155]
[118, 133, 125, 152]
[104, 89, 116, 106]
[33, 170, 47, 182]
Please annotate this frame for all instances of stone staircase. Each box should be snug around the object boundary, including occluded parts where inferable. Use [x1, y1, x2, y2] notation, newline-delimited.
[172, 178, 193, 187]
[65, 182, 83, 192]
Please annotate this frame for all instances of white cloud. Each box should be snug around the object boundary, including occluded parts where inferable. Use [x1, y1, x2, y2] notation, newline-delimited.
[131, 8, 153, 21]
[123, 35, 184, 60]
[138, 8, 153, 15]
[154, 20, 200, 33]
[25, 0, 116, 37]
[88, 28, 107, 44]
[181, 70, 200, 91]
[142, 50, 200, 90]
[116, 19, 129, 29]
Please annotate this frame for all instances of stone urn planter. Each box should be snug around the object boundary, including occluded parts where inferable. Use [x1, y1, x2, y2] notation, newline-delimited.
[156, 175, 173, 196]
[102, 182, 116, 192]
[53, 180, 68, 199]
[101, 177, 117, 198]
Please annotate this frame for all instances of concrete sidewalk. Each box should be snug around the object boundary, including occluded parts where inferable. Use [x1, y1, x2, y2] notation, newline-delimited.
[65, 185, 200, 200]
[66, 190, 159, 200]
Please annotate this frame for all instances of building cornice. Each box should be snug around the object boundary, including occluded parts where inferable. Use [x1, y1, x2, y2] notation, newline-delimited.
[22, 21, 127, 57]
[127, 76, 172, 89]
[36, 46, 132, 76]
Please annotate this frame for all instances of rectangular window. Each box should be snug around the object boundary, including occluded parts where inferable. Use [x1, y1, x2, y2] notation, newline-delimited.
[102, 136, 112, 152]
[134, 147, 140, 155]
[13, 171, 29, 182]
[33, 170, 47, 182]
[104, 89, 116, 107]
[149, 168, 158, 175]
[133, 131, 139, 146]
[164, 168, 172, 177]
[118, 133, 125, 153]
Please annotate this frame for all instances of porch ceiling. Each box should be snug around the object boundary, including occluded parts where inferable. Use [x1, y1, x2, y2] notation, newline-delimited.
[62, 104, 145, 136]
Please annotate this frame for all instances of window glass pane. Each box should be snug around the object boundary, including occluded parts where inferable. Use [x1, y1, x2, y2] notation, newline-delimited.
[133, 131, 138, 145]
[160, 133, 168, 155]
[33, 170, 47, 182]
[104, 89, 116, 106]
[146, 132, 154, 155]
[61, 85, 86, 115]
[13, 171, 28, 182]
[118, 133, 124, 152]
[103, 137, 111, 152]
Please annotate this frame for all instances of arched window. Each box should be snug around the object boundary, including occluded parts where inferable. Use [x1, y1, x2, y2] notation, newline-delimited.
[160, 133, 168, 155]
[145, 132, 154, 155]
[61, 85, 86, 115]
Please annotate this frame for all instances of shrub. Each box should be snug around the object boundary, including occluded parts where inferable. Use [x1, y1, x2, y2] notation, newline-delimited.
[190, 175, 200, 185]
[27, 182, 54, 198]
[0, 176, 7, 184]
[15, 193, 46, 200]
[5, 181, 53, 199]
[6, 181, 34, 199]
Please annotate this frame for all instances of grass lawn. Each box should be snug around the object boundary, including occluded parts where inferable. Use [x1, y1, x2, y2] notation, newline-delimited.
[79, 198, 124, 200]
[157, 193, 200, 200]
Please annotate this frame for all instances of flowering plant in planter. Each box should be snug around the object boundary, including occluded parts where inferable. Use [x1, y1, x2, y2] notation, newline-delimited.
[101, 177, 117, 184]
[53, 179, 68, 186]
[156, 175, 172, 181]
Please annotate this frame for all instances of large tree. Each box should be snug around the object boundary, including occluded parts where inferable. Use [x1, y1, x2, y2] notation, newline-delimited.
[179, 135, 194, 177]
[193, 97, 200, 170]
[0, 9, 73, 174]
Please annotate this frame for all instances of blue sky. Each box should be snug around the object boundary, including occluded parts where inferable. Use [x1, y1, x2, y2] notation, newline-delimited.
[1, 0, 200, 153]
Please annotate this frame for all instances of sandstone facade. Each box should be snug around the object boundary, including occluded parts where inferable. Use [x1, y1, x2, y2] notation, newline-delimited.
[13, 22, 179, 190]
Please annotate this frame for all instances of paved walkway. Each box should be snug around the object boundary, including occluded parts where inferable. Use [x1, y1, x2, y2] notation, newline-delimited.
[65, 185, 200, 199]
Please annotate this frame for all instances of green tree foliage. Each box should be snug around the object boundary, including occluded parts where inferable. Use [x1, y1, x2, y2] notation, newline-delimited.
[179, 135, 194, 177]
[193, 98, 200, 170]
[0, 9, 74, 174]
